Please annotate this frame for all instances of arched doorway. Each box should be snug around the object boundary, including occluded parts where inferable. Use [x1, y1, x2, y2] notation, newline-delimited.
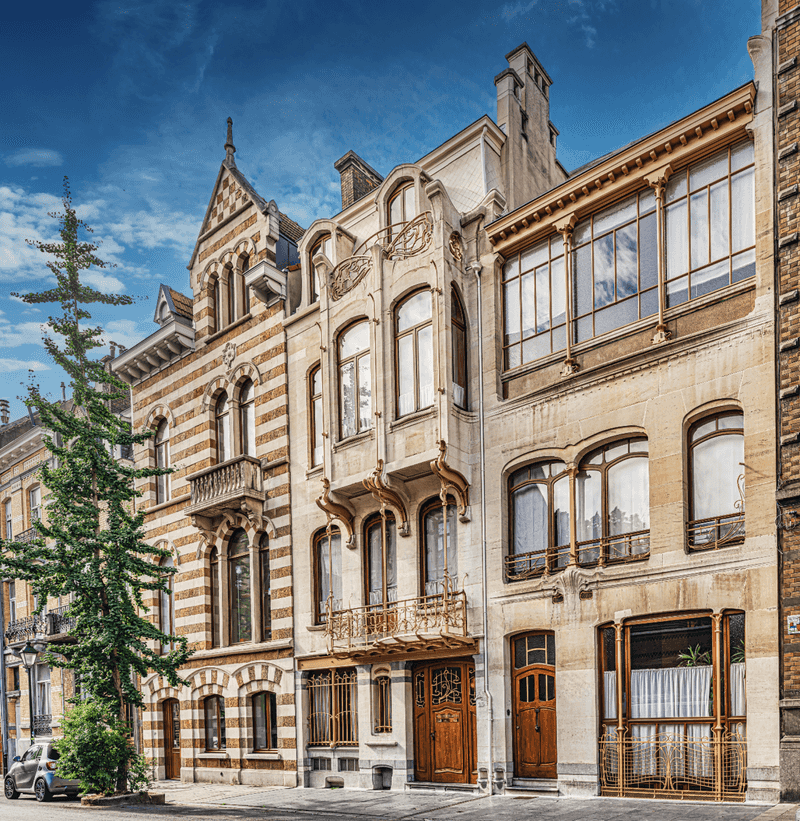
[413, 659, 476, 784]
[163, 698, 181, 780]
[512, 632, 557, 779]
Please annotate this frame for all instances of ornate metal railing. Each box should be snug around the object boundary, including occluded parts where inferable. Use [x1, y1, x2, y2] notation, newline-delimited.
[32, 714, 52, 736]
[16, 527, 39, 544]
[5, 616, 46, 643]
[599, 727, 746, 801]
[325, 587, 467, 652]
[687, 512, 745, 551]
[187, 455, 263, 510]
[505, 531, 650, 581]
[48, 604, 75, 635]
[328, 212, 433, 301]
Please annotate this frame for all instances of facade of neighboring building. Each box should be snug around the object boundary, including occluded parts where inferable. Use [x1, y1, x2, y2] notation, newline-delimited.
[111, 128, 303, 786]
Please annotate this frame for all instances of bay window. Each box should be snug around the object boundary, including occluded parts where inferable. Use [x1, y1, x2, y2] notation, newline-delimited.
[396, 290, 434, 417]
[339, 321, 371, 439]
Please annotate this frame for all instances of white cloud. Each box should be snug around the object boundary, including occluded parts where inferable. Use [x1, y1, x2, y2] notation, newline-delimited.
[99, 319, 150, 352]
[0, 318, 48, 348]
[0, 358, 49, 372]
[500, 0, 538, 21]
[5, 148, 64, 168]
[83, 271, 126, 293]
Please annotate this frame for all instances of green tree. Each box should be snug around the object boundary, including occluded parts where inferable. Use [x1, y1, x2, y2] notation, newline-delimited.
[0, 178, 190, 792]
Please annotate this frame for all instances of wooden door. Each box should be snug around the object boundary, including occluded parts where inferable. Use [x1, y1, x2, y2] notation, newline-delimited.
[514, 663, 557, 779]
[163, 699, 181, 779]
[413, 660, 476, 784]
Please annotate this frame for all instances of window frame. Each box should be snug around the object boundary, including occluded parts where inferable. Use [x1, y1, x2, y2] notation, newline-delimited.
[215, 392, 231, 463]
[309, 365, 323, 467]
[395, 289, 434, 418]
[363, 513, 398, 607]
[387, 182, 416, 242]
[307, 668, 358, 747]
[154, 419, 170, 505]
[204, 695, 227, 751]
[239, 379, 256, 457]
[228, 529, 252, 645]
[338, 320, 372, 440]
[310, 234, 332, 304]
[420, 497, 458, 597]
[259, 533, 271, 642]
[4, 499, 12, 540]
[159, 553, 176, 654]
[210, 547, 221, 648]
[451, 287, 468, 409]
[313, 527, 342, 625]
[373, 674, 392, 734]
[28, 486, 41, 524]
[252, 690, 278, 751]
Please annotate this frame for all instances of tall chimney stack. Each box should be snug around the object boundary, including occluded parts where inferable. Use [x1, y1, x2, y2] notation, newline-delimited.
[0, 399, 9, 425]
[333, 151, 383, 210]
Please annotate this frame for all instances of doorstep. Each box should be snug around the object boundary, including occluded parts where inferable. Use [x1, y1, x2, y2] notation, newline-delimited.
[504, 777, 559, 797]
[405, 781, 480, 793]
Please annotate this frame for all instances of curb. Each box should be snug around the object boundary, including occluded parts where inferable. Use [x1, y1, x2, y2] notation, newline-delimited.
[81, 791, 165, 806]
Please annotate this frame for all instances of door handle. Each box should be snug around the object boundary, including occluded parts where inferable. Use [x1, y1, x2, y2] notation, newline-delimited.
[430, 731, 436, 740]
[535, 707, 540, 733]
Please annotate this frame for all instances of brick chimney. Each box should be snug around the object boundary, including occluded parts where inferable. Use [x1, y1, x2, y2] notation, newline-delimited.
[333, 151, 383, 210]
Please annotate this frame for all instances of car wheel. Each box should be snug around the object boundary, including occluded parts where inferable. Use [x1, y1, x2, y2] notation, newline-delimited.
[34, 778, 52, 802]
[3, 777, 19, 799]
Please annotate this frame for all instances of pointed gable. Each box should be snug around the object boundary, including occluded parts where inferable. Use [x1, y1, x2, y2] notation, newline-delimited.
[154, 284, 193, 327]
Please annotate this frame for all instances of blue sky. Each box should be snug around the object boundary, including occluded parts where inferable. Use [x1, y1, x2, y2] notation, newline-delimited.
[1, 0, 760, 420]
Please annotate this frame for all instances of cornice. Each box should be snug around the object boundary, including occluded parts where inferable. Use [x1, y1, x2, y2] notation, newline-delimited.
[487, 83, 756, 257]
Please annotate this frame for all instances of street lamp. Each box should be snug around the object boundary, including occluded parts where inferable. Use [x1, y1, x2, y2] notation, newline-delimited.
[19, 642, 39, 744]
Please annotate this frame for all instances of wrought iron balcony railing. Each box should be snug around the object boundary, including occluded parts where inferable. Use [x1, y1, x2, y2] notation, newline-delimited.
[325, 586, 467, 654]
[186, 455, 265, 518]
[15, 527, 39, 544]
[47, 604, 76, 635]
[687, 512, 745, 551]
[5, 606, 76, 643]
[32, 714, 52, 736]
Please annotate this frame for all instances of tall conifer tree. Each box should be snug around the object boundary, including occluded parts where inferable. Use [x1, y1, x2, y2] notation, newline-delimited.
[0, 179, 190, 791]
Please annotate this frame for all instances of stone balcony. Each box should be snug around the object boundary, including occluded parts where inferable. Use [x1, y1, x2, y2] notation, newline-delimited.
[185, 455, 265, 521]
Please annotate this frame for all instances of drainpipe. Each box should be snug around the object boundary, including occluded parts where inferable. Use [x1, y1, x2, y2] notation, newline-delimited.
[470, 261, 493, 792]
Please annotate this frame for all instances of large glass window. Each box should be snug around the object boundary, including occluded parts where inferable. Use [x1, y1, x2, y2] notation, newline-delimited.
[225, 264, 237, 326]
[239, 379, 256, 457]
[310, 366, 323, 466]
[502, 235, 566, 368]
[422, 500, 458, 596]
[259, 533, 271, 641]
[396, 291, 434, 417]
[210, 547, 221, 648]
[229, 529, 252, 644]
[29, 486, 41, 523]
[154, 420, 170, 504]
[339, 322, 371, 439]
[215, 393, 231, 463]
[365, 515, 397, 605]
[571, 189, 658, 344]
[452, 288, 468, 409]
[159, 554, 175, 654]
[666, 141, 755, 307]
[211, 275, 222, 334]
[388, 183, 416, 241]
[4, 499, 12, 540]
[310, 234, 332, 303]
[307, 669, 358, 747]
[253, 691, 278, 750]
[314, 527, 342, 624]
[204, 696, 226, 751]
[688, 412, 745, 550]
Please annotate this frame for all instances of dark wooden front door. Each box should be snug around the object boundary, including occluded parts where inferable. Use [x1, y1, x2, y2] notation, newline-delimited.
[513, 633, 557, 779]
[163, 699, 181, 780]
[413, 660, 476, 784]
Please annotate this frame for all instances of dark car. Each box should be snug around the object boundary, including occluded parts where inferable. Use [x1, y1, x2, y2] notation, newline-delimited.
[4, 742, 80, 801]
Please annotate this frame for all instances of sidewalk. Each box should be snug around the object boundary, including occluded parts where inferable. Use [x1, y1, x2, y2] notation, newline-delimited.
[150, 781, 800, 821]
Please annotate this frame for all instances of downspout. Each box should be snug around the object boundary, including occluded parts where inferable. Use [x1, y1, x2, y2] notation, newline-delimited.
[471, 261, 493, 792]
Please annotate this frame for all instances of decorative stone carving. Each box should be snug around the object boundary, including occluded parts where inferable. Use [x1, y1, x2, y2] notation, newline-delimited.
[448, 231, 463, 262]
[329, 255, 372, 301]
[431, 440, 470, 522]
[222, 341, 236, 368]
[362, 460, 410, 536]
[316, 477, 355, 545]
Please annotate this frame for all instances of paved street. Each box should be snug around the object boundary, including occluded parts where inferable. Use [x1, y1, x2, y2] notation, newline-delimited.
[0, 783, 797, 821]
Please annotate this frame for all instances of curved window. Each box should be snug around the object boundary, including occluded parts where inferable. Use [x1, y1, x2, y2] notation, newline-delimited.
[688, 412, 745, 550]
[154, 419, 170, 504]
[210, 547, 221, 648]
[365, 514, 397, 605]
[239, 379, 255, 457]
[422, 499, 458, 596]
[215, 393, 231, 463]
[159, 554, 175, 654]
[229, 529, 252, 644]
[387, 182, 416, 242]
[452, 288, 467, 409]
[259, 533, 271, 641]
[313, 527, 342, 624]
[508, 461, 570, 578]
[310, 366, 323, 466]
[310, 234, 332, 303]
[253, 691, 278, 751]
[339, 322, 371, 439]
[204, 696, 226, 751]
[396, 291, 433, 417]
[576, 439, 649, 565]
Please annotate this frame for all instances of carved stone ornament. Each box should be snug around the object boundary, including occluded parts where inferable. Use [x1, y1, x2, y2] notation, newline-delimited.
[430, 440, 470, 522]
[448, 231, 463, 262]
[222, 341, 237, 368]
[329, 255, 372, 301]
[362, 460, 410, 536]
[316, 477, 355, 545]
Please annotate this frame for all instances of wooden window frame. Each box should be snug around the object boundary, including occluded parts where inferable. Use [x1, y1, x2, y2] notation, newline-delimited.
[260, 533, 271, 641]
[363, 513, 397, 607]
[395, 289, 433, 418]
[373, 674, 392, 734]
[239, 379, 255, 457]
[154, 419, 170, 505]
[338, 320, 371, 440]
[313, 527, 341, 625]
[252, 690, 278, 751]
[215, 392, 230, 464]
[204, 695, 226, 751]
[309, 365, 323, 467]
[451, 287, 468, 409]
[420, 496, 458, 597]
[228, 529, 252, 645]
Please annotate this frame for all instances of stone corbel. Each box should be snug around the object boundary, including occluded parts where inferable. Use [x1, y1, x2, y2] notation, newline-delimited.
[316, 477, 355, 546]
[191, 514, 216, 559]
[362, 460, 410, 536]
[431, 440, 470, 522]
[239, 498, 271, 534]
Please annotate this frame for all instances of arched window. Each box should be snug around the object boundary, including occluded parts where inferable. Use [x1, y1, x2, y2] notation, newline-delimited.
[339, 321, 371, 439]
[239, 253, 251, 313]
[508, 461, 570, 579]
[396, 291, 433, 417]
[387, 182, 415, 242]
[252, 691, 278, 751]
[159, 553, 175, 654]
[4, 499, 12, 540]
[210, 547, 221, 648]
[451, 288, 467, 409]
[374, 674, 392, 734]
[225, 263, 236, 326]
[313, 527, 342, 624]
[259, 533, 271, 641]
[215, 393, 231, 462]
[421, 499, 458, 596]
[365, 514, 397, 606]
[310, 366, 323, 467]
[204, 695, 226, 751]
[154, 419, 170, 504]
[29, 486, 41, 524]
[211, 275, 222, 334]
[310, 234, 332, 303]
[576, 438, 650, 565]
[228, 529, 252, 644]
[239, 379, 255, 457]
[688, 412, 745, 550]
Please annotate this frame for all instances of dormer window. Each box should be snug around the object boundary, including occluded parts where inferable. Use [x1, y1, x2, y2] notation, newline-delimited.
[387, 183, 415, 242]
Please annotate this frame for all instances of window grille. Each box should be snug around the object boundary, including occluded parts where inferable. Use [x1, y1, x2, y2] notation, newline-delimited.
[374, 675, 392, 734]
[308, 669, 358, 747]
[338, 758, 359, 772]
[311, 757, 331, 770]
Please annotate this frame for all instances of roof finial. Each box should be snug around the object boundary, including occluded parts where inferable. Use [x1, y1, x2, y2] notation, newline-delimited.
[225, 117, 236, 165]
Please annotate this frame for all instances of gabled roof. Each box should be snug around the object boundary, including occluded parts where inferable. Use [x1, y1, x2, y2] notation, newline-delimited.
[278, 212, 305, 243]
[154, 284, 193, 327]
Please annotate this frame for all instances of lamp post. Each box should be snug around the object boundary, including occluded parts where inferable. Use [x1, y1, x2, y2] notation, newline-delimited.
[19, 642, 39, 745]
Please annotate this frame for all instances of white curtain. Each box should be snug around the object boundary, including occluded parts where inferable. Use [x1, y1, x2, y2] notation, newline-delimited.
[604, 670, 617, 720]
[730, 662, 746, 738]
